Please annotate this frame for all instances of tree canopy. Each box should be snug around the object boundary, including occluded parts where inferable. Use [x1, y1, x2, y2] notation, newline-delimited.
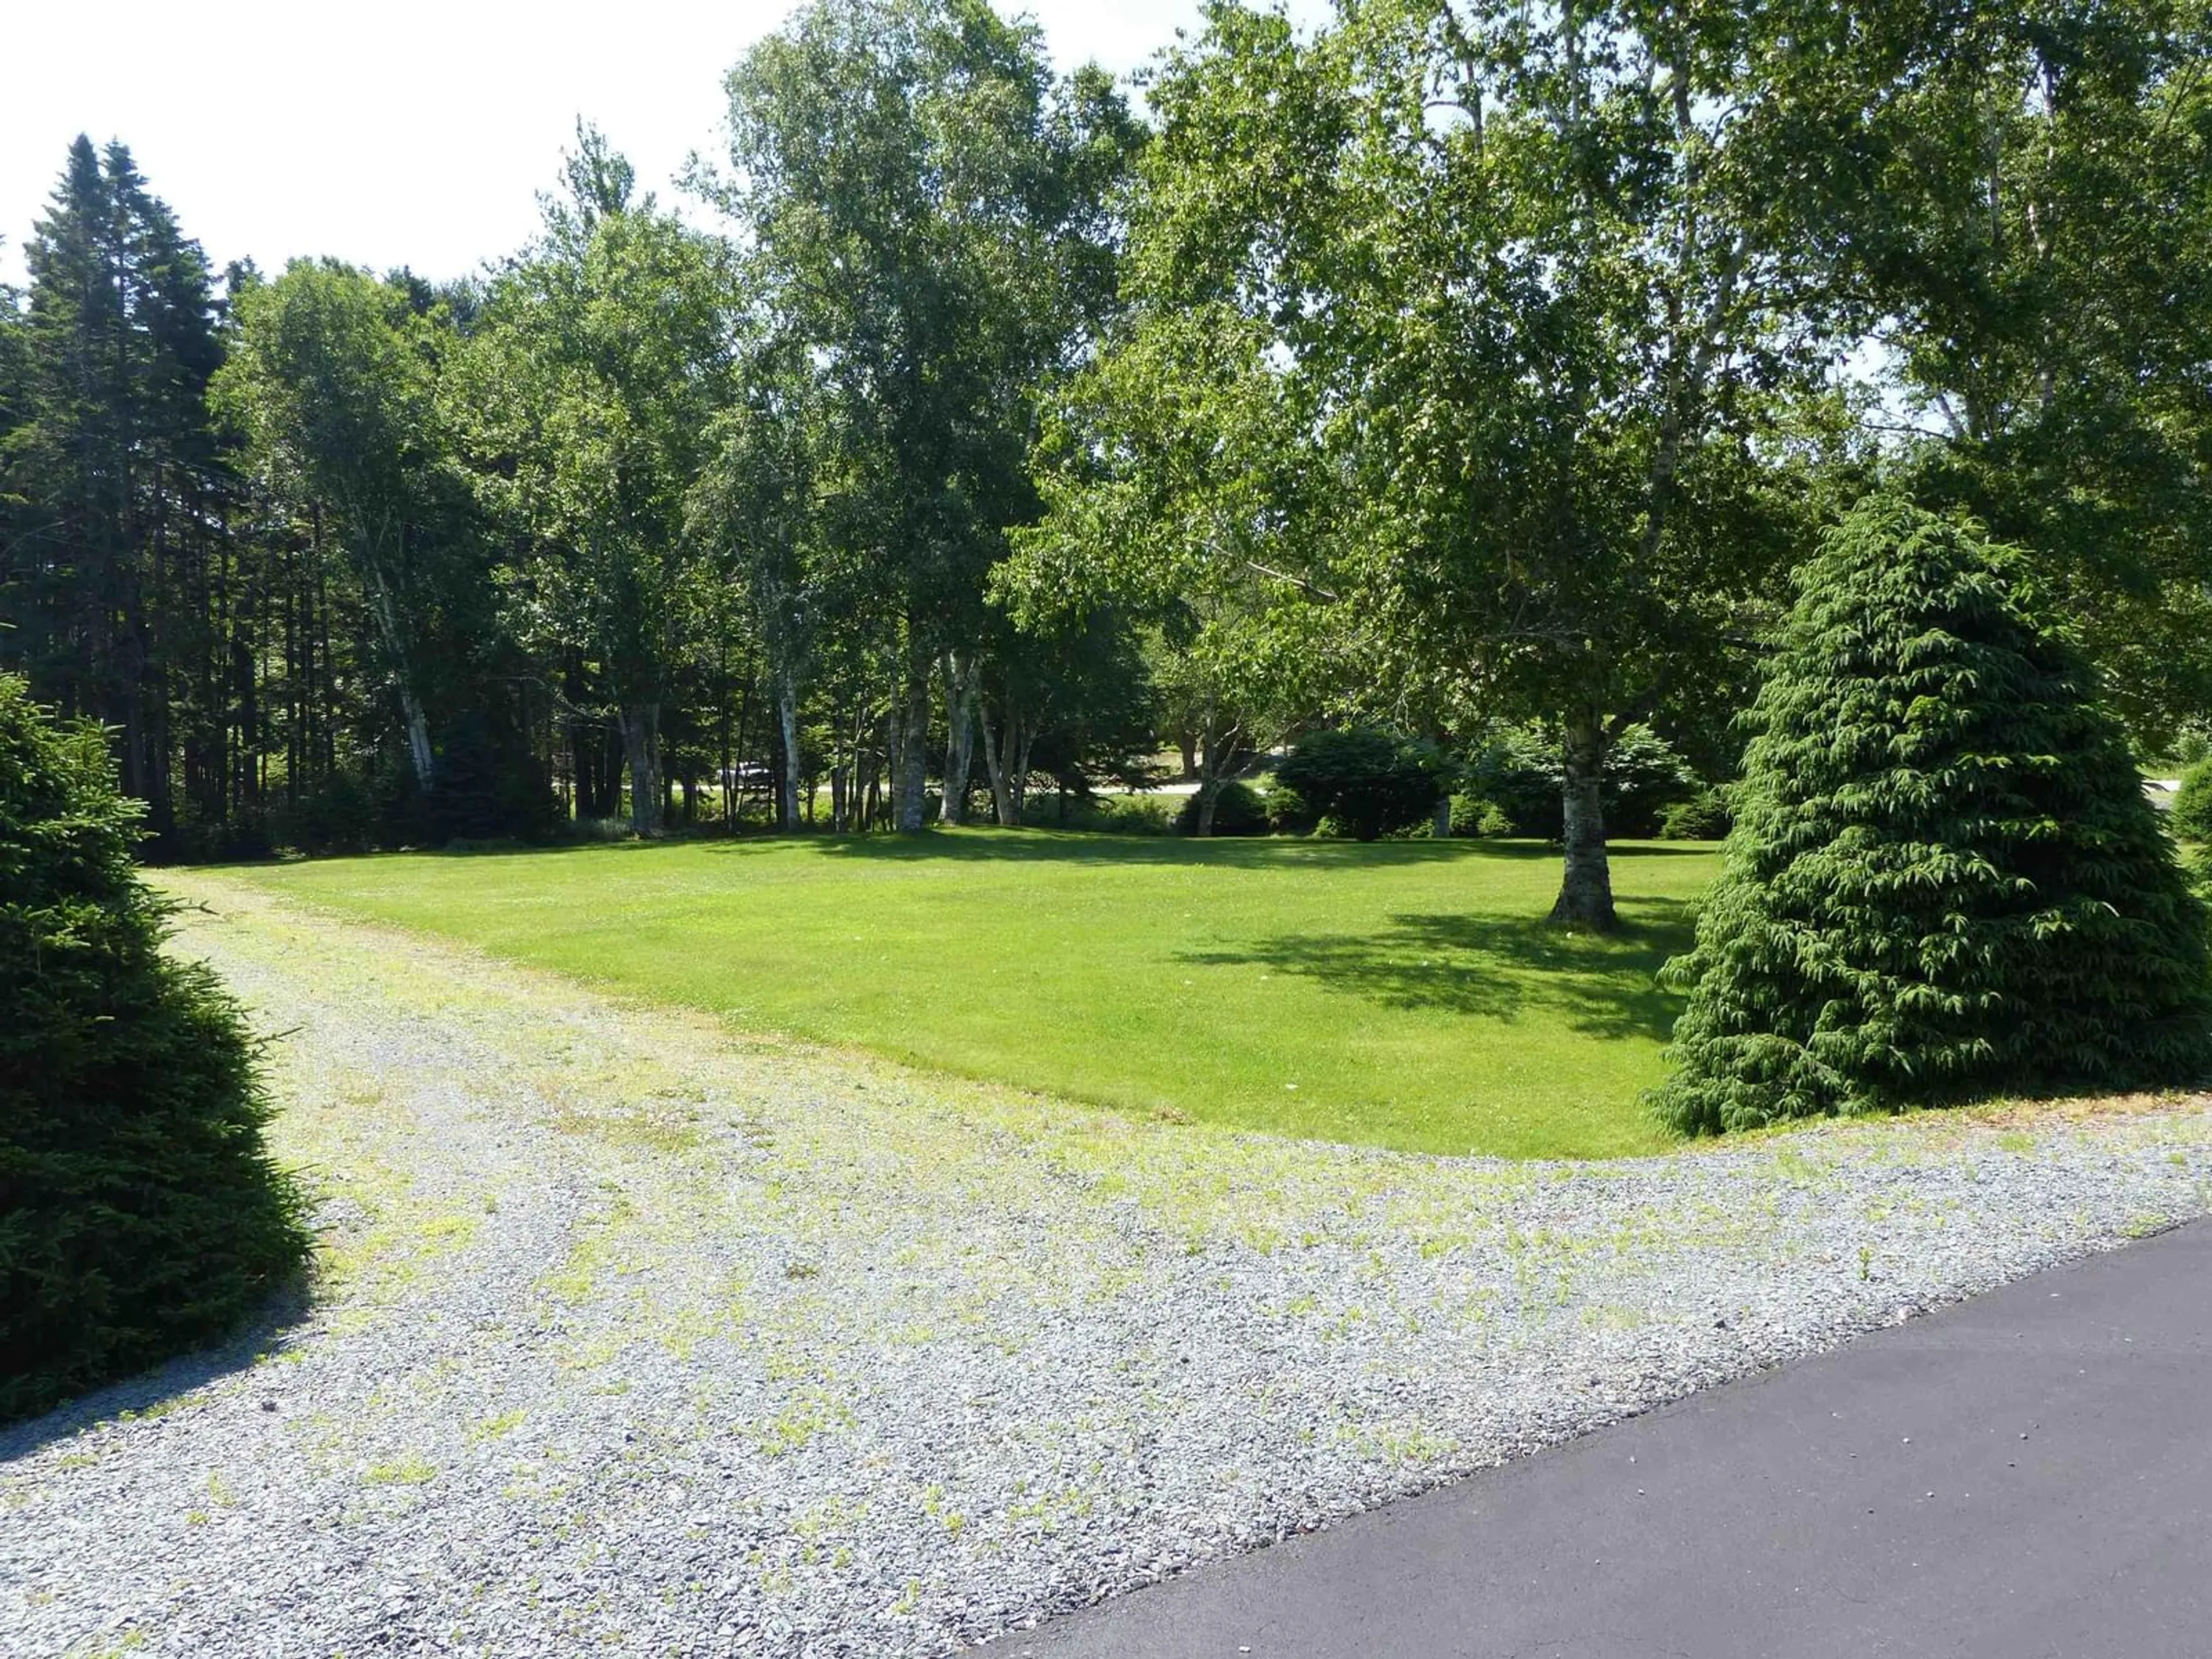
[0, 0, 2204, 933]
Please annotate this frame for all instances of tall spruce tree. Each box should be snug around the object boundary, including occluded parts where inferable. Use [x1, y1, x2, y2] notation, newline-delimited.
[0, 259, 24, 569]
[1654, 497, 2212, 1134]
[2, 138, 228, 843]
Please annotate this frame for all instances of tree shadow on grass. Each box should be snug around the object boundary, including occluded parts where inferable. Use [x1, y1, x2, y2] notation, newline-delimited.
[739, 828, 1716, 873]
[192, 830, 1722, 887]
[1181, 902, 1697, 1043]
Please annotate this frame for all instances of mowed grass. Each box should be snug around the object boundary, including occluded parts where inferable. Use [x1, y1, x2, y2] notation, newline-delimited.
[225, 831, 1719, 1159]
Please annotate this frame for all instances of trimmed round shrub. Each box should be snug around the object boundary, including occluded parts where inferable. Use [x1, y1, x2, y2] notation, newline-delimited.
[2171, 760, 2212, 847]
[1657, 787, 1733, 842]
[1653, 498, 2212, 1135]
[1175, 778, 1270, 836]
[1272, 728, 1446, 842]
[1261, 776, 1320, 835]
[1, 676, 308, 1423]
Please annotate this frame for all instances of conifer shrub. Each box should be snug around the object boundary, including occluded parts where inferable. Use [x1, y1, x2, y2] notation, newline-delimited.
[1653, 499, 2212, 1134]
[1, 677, 308, 1423]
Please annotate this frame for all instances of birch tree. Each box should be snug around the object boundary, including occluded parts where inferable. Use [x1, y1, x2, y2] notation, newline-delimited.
[717, 0, 1139, 831]
[449, 129, 733, 837]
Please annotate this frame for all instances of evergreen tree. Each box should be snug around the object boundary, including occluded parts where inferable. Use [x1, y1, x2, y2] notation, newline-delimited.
[2, 138, 229, 843]
[1654, 497, 2212, 1134]
[0, 674, 306, 1423]
[0, 258, 25, 573]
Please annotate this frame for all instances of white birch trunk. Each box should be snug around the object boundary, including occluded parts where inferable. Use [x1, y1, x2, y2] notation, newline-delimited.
[777, 671, 802, 833]
[1548, 711, 1617, 929]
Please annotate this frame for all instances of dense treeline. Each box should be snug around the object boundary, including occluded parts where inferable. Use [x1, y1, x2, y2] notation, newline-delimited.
[0, 6, 1154, 857]
[2, 0, 2208, 926]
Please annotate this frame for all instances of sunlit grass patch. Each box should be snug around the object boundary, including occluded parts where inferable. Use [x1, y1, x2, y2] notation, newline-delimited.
[221, 831, 1717, 1159]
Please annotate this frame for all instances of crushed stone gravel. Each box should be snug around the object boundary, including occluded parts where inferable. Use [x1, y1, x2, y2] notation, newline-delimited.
[6, 871, 2210, 1659]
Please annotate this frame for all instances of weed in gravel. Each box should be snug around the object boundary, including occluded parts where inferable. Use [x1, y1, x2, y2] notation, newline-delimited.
[754, 1390, 855, 1457]
[546, 1101, 703, 1154]
[361, 1452, 437, 1486]
[1334, 1421, 1458, 1466]
[467, 1409, 528, 1443]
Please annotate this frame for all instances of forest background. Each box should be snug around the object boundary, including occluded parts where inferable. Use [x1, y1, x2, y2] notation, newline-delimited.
[2, 0, 2207, 931]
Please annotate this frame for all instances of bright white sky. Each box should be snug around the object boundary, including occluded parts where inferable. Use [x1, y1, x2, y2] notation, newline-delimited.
[2, 0, 1332, 289]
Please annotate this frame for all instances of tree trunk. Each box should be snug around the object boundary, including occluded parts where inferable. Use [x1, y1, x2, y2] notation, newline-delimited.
[1548, 711, 1617, 929]
[1191, 721, 1239, 838]
[1433, 795, 1455, 839]
[939, 652, 979, 825]
[359, 558, 434, 793]
[896, 646, 930, 832]
[1010, 725, 1034, 823]
[399, 683, 436, 798]
[1195, 780, 1221, 837]
[979, 697, 1015, 827]
[620, 700, 663, 838]
[982, 694, 1022, 831]
[777, 670, 802, 833]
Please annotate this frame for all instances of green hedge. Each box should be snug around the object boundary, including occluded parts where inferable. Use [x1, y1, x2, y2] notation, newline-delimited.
[1460, 723, 1696, 839]
[1175, 779, 1270, 836]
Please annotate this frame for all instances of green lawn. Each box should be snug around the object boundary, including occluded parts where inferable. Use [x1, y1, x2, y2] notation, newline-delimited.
[222, 831, 1719, 1159]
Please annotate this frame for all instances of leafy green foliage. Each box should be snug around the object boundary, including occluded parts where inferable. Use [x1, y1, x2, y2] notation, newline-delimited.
[1463, 725, 1697, 840]
[448, 135, 734, 839]
[1175, 779, 1268, 837]
[1262, 776, 1320, 835]
[1654, 499, 2212, 1135]
[1866, 3, 2212, 736]
[0, 677, 306, 1423]
[1055, 794, 1178, 836]
[1448, 795, 1517, 840]
[1658, 790, 1734, 843]
[1273, 728, 1446, 842]
[214, 260, 454, 792]
[2172, 762, 2212, 848]
[722, 0, 1143, 831]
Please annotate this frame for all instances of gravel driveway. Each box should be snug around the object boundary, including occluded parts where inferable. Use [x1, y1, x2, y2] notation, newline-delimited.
[7, 872, 2211, 1659]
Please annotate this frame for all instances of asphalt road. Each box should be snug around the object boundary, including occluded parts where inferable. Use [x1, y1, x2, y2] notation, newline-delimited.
[1005, 1219, 2212, 1659]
